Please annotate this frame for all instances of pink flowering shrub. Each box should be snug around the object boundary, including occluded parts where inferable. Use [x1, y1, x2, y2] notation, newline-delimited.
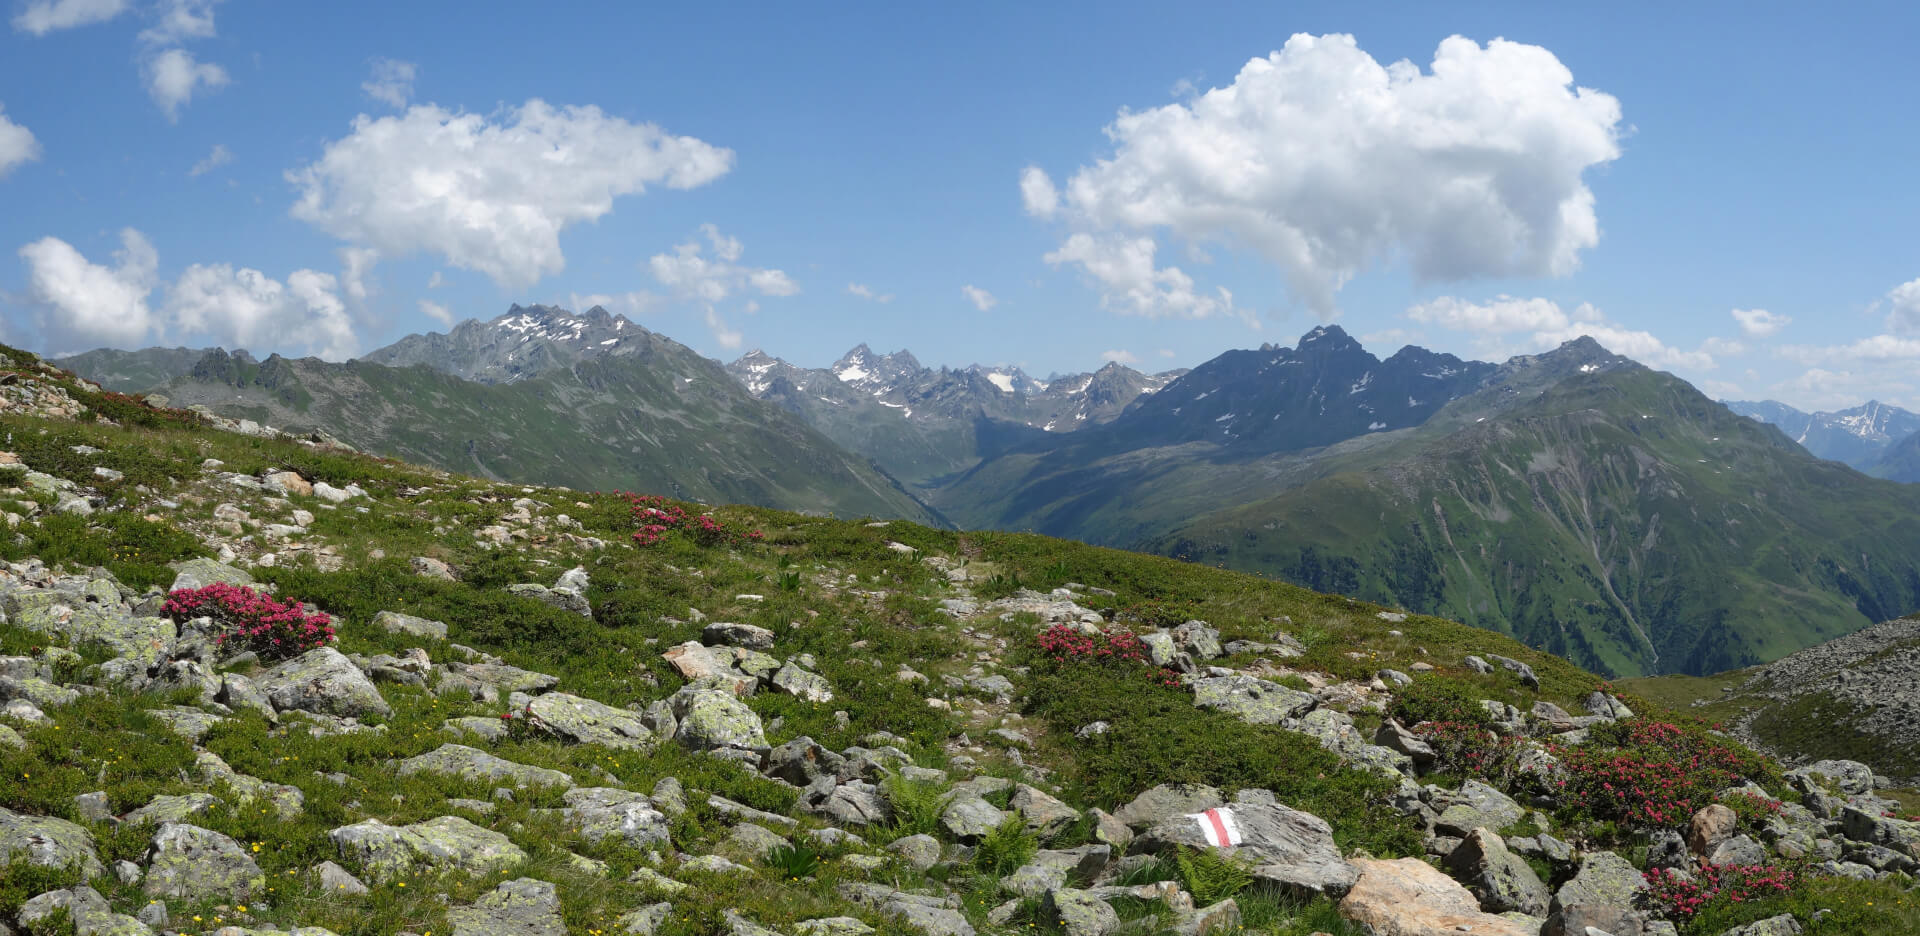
[1035, 625, 1182, 686]
[1552, 720, 1780, 831]
[621, 493, 764, 547]
[1415, 721, 1529, 789]
[1642, 860, 1800, 921]
[164, 582, 334, 660]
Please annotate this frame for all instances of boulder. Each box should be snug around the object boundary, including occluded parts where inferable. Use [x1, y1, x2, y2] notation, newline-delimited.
[264, 471, 313, 496]
[1482, 654, 1540, 690]
[125, 792, 221, 826]
[315, 860, 369, 895]
[1841, 806, 1920, 858]
[836, 883, 976, 936]
[1432, 781, 1525, 838]
[328, 816, 527, 880]
[552, 787, 671, 850]
[1443, 827, 1549, 916]
[792, 919, 873, 936]
[526, 692, 656, 750]
[373, 611, 447, 640]
[770, 663, 834, 703]
[508, 582, 591, 616]
[1134, 800, 1358, 897]
[1786, 759, 1876, 796]
[1338, 857, 1536, 936]
[436, 661, 560, 700]
[670, 688, 766, 750]
[764, 736, 847, 786]
[169, 558, 254, 591]
[1717, 914, 1803, 936]
[703, 622, 776, 649]
[888, 834, 942, 870]
[1542, 850, 1654, 936]
[1582, 690, 1634, 720]
[1042, 888, 1118, 936]
[0, 806, 103, 875]
[398, 744, 575, 789]
[822, 781, 890, 826]
[940, 792, 1007, 843]
[445, 877, 566, 936]
[662, 641, 733, 681]
[1113, 784, 1224, 830]
[256, 647, 391, 718]
[616, 903, 673, 936]
[1011, 783, 1080, 837]
[18, 885, 154, 936]
[143, 822, 264, 899]
[1190, 675, 1316, 724]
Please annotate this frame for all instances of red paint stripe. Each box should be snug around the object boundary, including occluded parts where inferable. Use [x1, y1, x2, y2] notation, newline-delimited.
[1204, 808, 1231, 847]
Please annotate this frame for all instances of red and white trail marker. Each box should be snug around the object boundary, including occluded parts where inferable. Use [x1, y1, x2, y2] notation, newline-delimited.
[1188, 807, 1243, 848]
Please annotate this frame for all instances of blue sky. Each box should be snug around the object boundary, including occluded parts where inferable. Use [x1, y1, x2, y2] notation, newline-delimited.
[1, 1, 1917, 410]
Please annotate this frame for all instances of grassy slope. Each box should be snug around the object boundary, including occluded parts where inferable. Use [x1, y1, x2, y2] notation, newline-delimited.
[153, 351, 944, 527]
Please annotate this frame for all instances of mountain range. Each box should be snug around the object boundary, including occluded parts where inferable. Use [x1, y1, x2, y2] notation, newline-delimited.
[56, 305, 1920, 677]
[1723, 398, 1920, 468]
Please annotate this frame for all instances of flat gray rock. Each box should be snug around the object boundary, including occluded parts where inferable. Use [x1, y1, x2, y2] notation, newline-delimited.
[373, 610, 448, 640]
[398, 744, 575, 789]
[1135, 800, 1358, 897]
[527, 692, 656, 750]
[329, 815, 527, 880]
[1190, 674, 1316, 725]
[0, 805, 103, 876]
[257, 647, 391, 718]
[446, 877, 567, 936]
[143, 822, 264, 899]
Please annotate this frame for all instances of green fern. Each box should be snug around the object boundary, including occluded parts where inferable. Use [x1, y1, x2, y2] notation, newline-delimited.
[1174, 845, 1254, 905]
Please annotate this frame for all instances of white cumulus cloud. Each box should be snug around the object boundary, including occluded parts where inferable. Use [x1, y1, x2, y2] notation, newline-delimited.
[1042, 234, 1234, 320]
[1099, 349, 1139, 365]
[164, 262, 357, 360]
[16, 228, 158, 348]
[0, 103, 40, 178]
[1730, 308, 1790, 338]
[418, 299, 454, 328]
[11, 0, 128, 35]
[362, 58, 418, 108]
[961, 284, 997, 312]
[648, 225, 792, 350]
[567, 291, 658, 318]
[188, 142, 230, 176]
[288, 100, 734, 290]
[138, 0, 218, 45]
[1028, 33, 1623, 316]
[142, 47, 228, 121]
[1018, 166, 1058, 218]
[847, 282, 894, 303]
[1410, 295, 1717, 371]
[1886, 277, 1920, 336]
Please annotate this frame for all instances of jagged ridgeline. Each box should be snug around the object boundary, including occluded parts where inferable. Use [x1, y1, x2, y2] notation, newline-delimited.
[3, 344, 1919, 935]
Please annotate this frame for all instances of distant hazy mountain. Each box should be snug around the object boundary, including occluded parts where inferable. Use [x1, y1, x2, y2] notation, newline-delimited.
[724, 345, 1182, 486]
[55, 346, 244, 393]
[1723, 399, 1920, 468]
[1865, 429, 1920, 483]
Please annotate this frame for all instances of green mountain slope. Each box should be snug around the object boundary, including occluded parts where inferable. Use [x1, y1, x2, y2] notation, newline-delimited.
[1148, 369, 1920, 677]
[52, 346, 220, 392]
[1865, 429, 1920, 482]
[154, 346, 944, 526]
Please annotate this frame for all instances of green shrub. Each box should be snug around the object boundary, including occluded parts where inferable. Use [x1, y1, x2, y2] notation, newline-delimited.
[0, 511, 207, 591]
[883, 774, 948, 838]
[973, 814, 1039, 877]
[1175, 846, 1255, 905]
[1388, 676, 1496, 727]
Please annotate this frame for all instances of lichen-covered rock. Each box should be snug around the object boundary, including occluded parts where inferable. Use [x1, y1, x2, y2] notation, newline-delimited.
[445, 877, 566, 936]
[887, 833, 942, 870]
[217, 672, 277, 722]
[552, 787, 671, 850]
[940, 792, 1006, 843]
[770, 663, 834, 702]
[146, 705, 225, 741]
[1190, 675, 1316, 725]
[1043, 888, 1119, 936]
[1432, 781, 1525, 838]
[1011, 784, 1080, 837]
[1541, 850, 1654, 936]
[662, 641, 732, 681]
[196, 751, 305, 817]
[373, 610, 448, 640]
[256, 647, 391, 718]
[125, 792, 221, 826]
[1443, 828, 1549, 916]
[1135, 800, 1358, 897]
[792, 918, 874, 936]
[143, 822, 264, 899]
[1338, 857, 1536, 936]
[0, 805, 104, 875]
[316, 859, 369, 895]
[19, 884, 155, 936]
[1113, 784, 1224, 830]
[436, 662, 560, 699]
[670, 687, 766, 750]
[837, 883, 976, 936]
[328, 816, 527, 880]
[724, 822, 790, 861]
[527, 692, 656, 750]
[703, 622, 776, 649]
[170, 558, 255, 591]
[615, 903, 673, 936]
[398, 744, 575, 789]
[1841, 806, 1920, 858]
[508, 582, 592, 616]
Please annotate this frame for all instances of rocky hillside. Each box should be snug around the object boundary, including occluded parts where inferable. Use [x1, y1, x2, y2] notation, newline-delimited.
[106, 339, 942, 527]
[1, 343, 1918, 936]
